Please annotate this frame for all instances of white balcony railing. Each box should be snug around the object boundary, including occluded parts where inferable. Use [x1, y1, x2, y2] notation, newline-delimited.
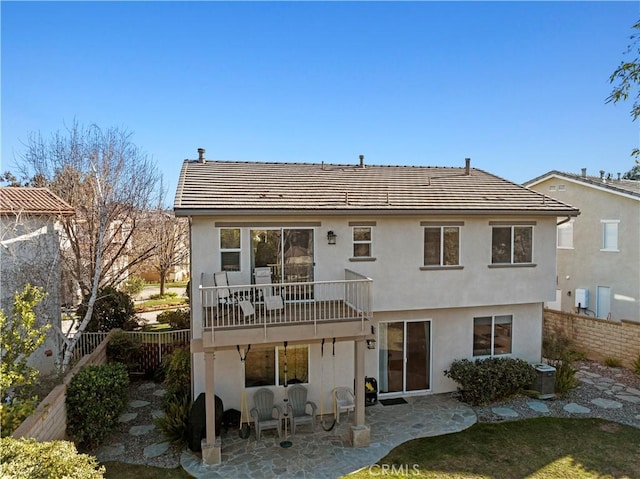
[199, 269, 372, 336]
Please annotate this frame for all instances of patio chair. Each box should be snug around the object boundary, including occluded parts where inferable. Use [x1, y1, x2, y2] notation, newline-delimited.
[214, 271, 235, 305]
[254, 267, 284, 311]
[332, 386, 355, 424]
[286, 384, 317, 435]
[250, 388, 283, 440]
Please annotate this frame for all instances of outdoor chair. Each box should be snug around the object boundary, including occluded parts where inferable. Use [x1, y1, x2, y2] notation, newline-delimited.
[286, 384, 317, 434]
[254, 267, 284, 311]
[250, 388, 284, 440]
[332, 386, 355, 423]
[214, 271, 236, 305]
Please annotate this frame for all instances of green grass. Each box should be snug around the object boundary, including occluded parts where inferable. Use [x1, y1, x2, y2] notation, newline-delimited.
[102, 462, 192, 478]
[345, 418, 640, 478]
[135, 297, 188, 311]
[144, 281, 189, 288]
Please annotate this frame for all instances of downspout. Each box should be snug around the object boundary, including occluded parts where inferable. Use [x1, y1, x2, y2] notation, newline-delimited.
[557, 216, 572, 226]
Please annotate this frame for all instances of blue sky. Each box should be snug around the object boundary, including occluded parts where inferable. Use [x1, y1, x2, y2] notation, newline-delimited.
[2, 1, 639, 200]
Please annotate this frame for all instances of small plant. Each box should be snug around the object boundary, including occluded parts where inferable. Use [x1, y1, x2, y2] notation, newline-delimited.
[543, 330, 580, 395]
[633, 354, 640, 377]
[154, 393, 191, 444]
[106, 330, 142, 372]
[0, 437, 105, 478]
[444, 357, 536, 406]
[66, 363, 130, 450]
[149, 291, 178, 300]
[156, 308, 190, 329]
[603, 356, 622, 368]
[77, 286, 138, 332]
[156, 348, 191, 445]
[120, 276, 145, 298]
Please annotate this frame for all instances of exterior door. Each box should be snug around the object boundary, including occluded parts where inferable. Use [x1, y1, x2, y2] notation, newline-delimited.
[378, 320, 431, 394]
[251, 228, 314, 284]
[596, 286, 611, 319]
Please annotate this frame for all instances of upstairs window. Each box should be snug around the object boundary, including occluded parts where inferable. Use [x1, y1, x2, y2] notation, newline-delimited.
[352, 226, 372, 258]
[557, 220, 574, 249]
[491, 225, 533, 264]
[423, 226, 460, 266]
[473, 315, 512, 357]
[220, 228, 241, 271]
[601, 220, 619, 252]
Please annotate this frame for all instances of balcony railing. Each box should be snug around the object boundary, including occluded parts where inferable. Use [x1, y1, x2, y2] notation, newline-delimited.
[199, 269, 372, 335]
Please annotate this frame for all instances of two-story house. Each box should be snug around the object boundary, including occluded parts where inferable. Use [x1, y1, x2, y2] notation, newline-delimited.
[0, 187, 75, 375]
[174, 151, 578, 464]
[524, 169, 639, 322]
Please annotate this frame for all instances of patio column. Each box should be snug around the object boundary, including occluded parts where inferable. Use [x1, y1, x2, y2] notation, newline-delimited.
[202, 351, 221, 465]
[350, 339, 370, 447]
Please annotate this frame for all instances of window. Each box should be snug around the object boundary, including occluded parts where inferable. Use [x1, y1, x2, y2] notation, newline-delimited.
[424, 226, 460, 266]
[473, 315, 512, 356]
[244, 344, 309, 387]
[353, 227, 372, 258]
[491, 225, 533, 264]
[220, 228, 241, 271]
[557, 220, 573, 249]
[601, 220, 619, 251]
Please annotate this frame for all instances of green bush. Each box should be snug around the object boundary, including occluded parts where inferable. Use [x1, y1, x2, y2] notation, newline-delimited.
[552, 358, 579, 394]
[543, 332, 579, 394]
[66, 363, 130, 449]
[106, 331, 142, 372]
[149, 291, 178, 300]
[120, 276, 145, 298]
[633, 354, 640, 377]
[0, 396, 39, 438]
[156, 348, 191, 444]
[156, 308, 190, 329]
[77, 287, 138, 332]
[0, 436, 104, 478]
[444, 357, 537, 406]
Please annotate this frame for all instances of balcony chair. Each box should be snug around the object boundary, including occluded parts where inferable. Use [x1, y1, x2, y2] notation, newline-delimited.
[286, 384, 317, 435]
[254, 267, 284, 311]
[250, 388, 283, 440]
[332, 386, 355, 423]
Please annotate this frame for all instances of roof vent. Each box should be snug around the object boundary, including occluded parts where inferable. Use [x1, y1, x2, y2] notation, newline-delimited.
[198, 148, 206, 164]
[617, 172, 621, 181]
[465, 157, 471, 176]
[599, 170, 605, 181]
[581, 168, 587, 177]
[359, 154, 365, 168]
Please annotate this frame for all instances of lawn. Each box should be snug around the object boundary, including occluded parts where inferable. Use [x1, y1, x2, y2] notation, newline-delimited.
[346, 417, 640, 479]
[135, 296, 188, 312]
[101, 418, 639, 478]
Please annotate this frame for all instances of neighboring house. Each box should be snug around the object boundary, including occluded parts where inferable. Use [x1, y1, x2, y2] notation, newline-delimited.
[524, 169, 640, 322]
[0, 187, 75, 375]
[174, 152, 578, 464]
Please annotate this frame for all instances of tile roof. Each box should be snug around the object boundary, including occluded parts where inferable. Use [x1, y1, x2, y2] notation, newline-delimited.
[174, 160, 578, 217]
[0, 187, 75, 216]
[524, 170, 640, 199]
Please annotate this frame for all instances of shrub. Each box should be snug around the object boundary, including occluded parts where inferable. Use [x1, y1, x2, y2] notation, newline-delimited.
[66, 363, 130, 450]
[0, 437, 104, 478]
[0, 396, 39, 438]
[77, 287, 138, 332]
[552, 358, 579, 394]
[156, 308, 190, 329]
[149, 291, 178, 300]
[603, 356, 622, 368]
[106, 331, 142, 372]
[633, 354, 640, 377]
[156, 348, 191, 444]
[120, 276, 145, 298]
[543, 331, 580, 394]
[444, 357, 537, 406]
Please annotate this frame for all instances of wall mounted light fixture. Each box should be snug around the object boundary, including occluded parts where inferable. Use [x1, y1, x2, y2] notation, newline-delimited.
[327, 230, 337, 245]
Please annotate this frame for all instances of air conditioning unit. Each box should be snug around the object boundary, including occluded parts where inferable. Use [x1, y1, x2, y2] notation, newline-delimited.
[574, 288, 589, 309]
[531, 363, 556, 399]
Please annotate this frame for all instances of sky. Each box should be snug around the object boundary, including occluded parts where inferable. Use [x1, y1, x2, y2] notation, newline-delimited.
[2, 1, 639, 201]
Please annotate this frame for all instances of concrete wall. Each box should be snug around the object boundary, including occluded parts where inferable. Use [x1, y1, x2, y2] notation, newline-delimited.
[543, 309, 640, 368]
[11, 336, 109, 442]
[529, 177, 639, 322]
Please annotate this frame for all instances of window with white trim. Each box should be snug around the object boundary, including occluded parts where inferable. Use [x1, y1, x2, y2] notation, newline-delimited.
[557, 220, 574, 249]
[473, 315, 512, 356]
[491, 225, 533, 264]
[601, 220, 619, 251]
[353, 227, 372, 258]
[220, 228, 241, 271]
[424, 226, 460, 266]
[244, 344, 309, 387]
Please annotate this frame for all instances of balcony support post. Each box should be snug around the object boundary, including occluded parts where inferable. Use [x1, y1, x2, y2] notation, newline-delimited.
[350, 338, 370, 447]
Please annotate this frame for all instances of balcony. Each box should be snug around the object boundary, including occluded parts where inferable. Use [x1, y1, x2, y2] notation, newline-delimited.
[199, 269, 373, 348]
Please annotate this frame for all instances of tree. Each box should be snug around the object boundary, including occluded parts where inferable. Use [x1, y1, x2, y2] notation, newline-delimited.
[607, 20, 640, 158]
[12, 121, 159, 371]
[623, 163, 640, 179]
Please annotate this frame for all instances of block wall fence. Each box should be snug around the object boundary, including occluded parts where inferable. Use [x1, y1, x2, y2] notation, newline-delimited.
[12, 336, 109, 442]
[543, 309, 640, 368]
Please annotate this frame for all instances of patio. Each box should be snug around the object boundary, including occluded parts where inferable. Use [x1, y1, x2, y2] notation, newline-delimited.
[181, 393, 476, 478]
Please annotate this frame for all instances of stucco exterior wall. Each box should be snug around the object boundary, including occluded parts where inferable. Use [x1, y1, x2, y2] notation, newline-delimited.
[529, 178, 639, 322]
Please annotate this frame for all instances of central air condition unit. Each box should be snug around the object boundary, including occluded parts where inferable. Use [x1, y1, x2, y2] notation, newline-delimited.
[574, 288, 589, 309]
[531, 363, 556, 399]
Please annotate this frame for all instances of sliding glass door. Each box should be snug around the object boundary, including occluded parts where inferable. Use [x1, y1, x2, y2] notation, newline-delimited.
[378, 320, 431, 394]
